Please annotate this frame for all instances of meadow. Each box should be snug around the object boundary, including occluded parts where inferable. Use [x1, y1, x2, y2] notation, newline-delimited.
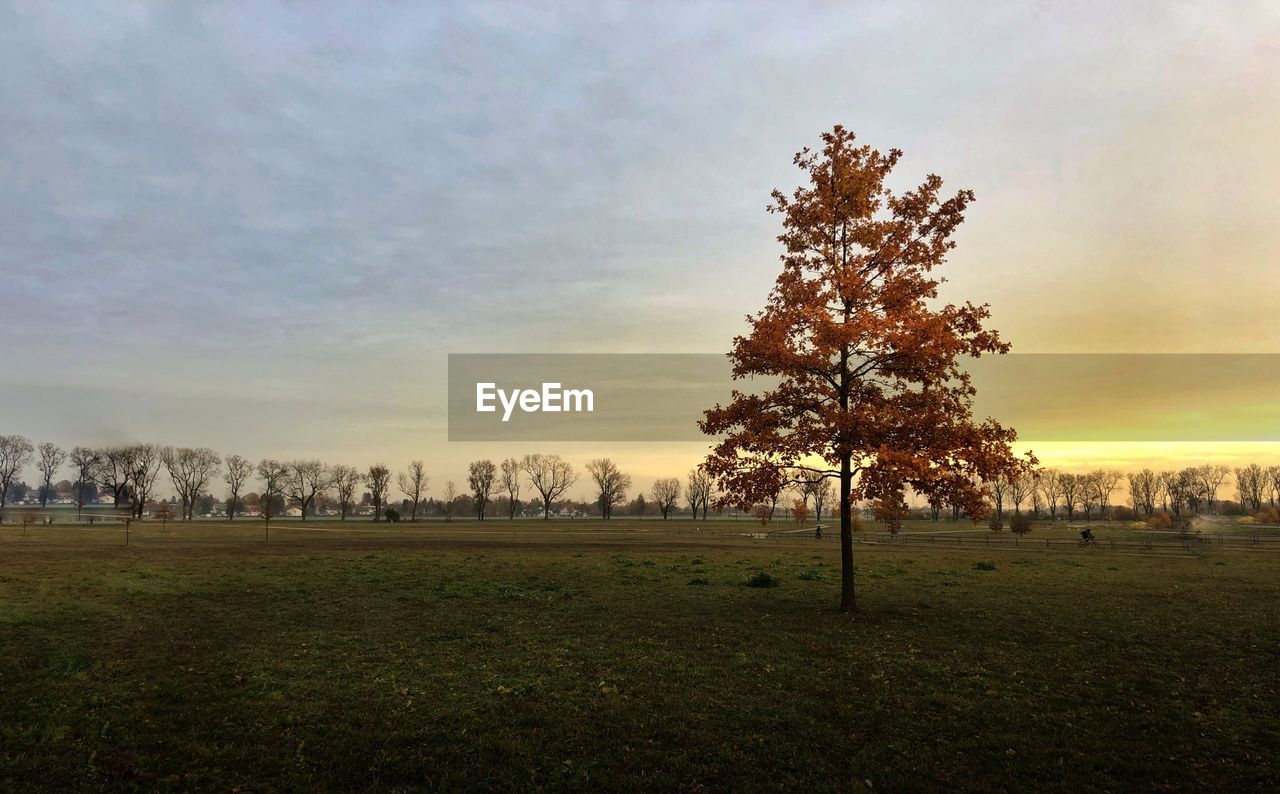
[1, 519, 1277, 791]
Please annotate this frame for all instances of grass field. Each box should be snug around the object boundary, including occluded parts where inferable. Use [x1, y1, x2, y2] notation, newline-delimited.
[2, 519, 1278, 791]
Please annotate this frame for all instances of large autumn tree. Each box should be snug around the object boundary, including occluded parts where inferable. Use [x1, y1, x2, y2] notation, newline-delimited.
[701, 126, 1033, 613]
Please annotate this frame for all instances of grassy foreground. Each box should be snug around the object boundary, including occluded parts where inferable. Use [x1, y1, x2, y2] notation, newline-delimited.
[1, 521, 1278, 791]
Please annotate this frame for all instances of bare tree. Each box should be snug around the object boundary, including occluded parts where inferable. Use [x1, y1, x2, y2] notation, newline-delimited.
[397, 460, 428, 521]
[68, 446, 101, 519]
[586, 458, 631, 519]
[521, 454, 576, 520]
[442, 480, 458, 520]
[1128, 469, 1158, 517]
[469, 459, 497, 520]
[1079, 472, 1100, 520]
[364, 464, 391, 521]
[285, 460, 331, 520]
[0, 434, 35, 510]
[987, 474, 1009, 518]
[1039, 469, 1063, 519]
[499, 457, 521, 519]
[1008, 471, 1034, 514]
[686, 467, 712, 520]
[223, 454, 253, 520]
[165, 447, 222, 520]
[94, 446, 134, 509]
[126, 444, 165, 519]
[331, 465, 361, 520]
[1235, 464, 1265, 512]
[35, 442, 67, 508]
[651, 477, 681, 520]
[1058, 472, 1081, 520]
[256, 459, 290, 520]
[810, 478, 832, 523]
[1197, 464, 1231, 513]
[1089, 470, 1122, 519]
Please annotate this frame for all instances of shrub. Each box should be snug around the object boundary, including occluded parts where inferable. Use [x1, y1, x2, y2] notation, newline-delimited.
[988, 513, 1004, 533]
[744, 571, 780, 588]
[1145, 512, 1173, 530]
[1009, 511, 1032, 535]
[1252, 508, 1280, 524]
[973, 561, 997, 571]
[384, 508, 401, 523]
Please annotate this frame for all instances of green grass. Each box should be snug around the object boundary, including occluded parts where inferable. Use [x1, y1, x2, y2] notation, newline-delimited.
[1, 521, 1278, 790]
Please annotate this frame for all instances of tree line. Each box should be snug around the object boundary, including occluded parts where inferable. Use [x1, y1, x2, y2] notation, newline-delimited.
[0, 436, 726, 523]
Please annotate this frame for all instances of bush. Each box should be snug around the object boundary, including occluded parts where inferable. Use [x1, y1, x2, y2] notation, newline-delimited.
[744, 571, 780, 588]
[1252, 508, 1280, 524]
[384, 508, 401, 523]
[1009, 511, 1032, 535]
[1146, 512, 1173, 530]
[973, 561, 997, 571]
[988, 513, 1004, 533]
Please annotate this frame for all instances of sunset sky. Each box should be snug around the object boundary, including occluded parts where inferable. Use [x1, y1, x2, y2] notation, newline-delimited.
[3, 1, 1279, 498]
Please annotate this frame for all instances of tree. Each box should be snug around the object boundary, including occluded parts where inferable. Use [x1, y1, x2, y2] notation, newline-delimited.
[467, 459, 497, 520]
[1008, 471, 1034, 515]
[68, 446, 101, 519]
[0, 434, 35, 510]
[988, 473, 1009, 518]
[331, 465, 361, 520]
[1090, 470, 1122, 519]
[1039, 469, 1063, 519]
[1059, 473, 1080, 520]
[255, 459, 290, 522]
[397, 461, 428, 521]
[700, 127, 1028, 612]
[499, 457, 522, 519]
[441, 481, 458, 521]
[686, 467, 713, 520]
[586, 458, 631, 519]
[223, 454, 253, 520]
[1192, 464, 1228, 513]
[93, 446, 134, 509]
[284, 460, 330, 520]
[364, 464, 391, 522]
[164, 447, 222, 520]
[808, 477, 832, 523]
[651, 477, 681, 519]
[521, 454, 576, 520]
[126, 444, 165, 519]
[35, 442, 66, 508]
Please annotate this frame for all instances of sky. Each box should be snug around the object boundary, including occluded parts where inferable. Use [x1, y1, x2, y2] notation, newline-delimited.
[2, 1, 1279, 498]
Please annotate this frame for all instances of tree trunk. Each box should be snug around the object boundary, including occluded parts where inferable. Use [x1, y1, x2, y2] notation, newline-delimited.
[839, 453, 855, 613]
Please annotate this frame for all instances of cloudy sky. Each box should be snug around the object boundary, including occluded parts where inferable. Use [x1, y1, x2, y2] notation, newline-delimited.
[2, 1, 1279, 494]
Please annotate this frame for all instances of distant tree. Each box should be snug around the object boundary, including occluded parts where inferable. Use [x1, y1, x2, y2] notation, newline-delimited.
[364, 464, 391, 522]
[284, 460, 330, 520]
[521, 454, 576, 520]
[634, 493, 647, 517]
[442, 480, 458, 521]
[68, 446, 101, 519]
[331, 465, 361, 520]
[1009, 510, 1032, 536]
[686, 467, 712, 520]
[397, 460, 428, 521]
[468, 459, 497, 520]
[126, 444, 165, 519]
[1059, 473, 1080, 520]
[987, 474, 1009, 518]
[651, 477, 681, 519]
[35, 442, 66, 508]
[223, 454, 253, 520]
[93, 446, 134, 509]
[586, 458, 631, 519]
[164, 447, 221, 520]
[1091, 470, 1122, 519]
[1195, 464, 1230, 513]
[808, 477, 832, 523]
[0, 434, 35, 511]
[256, 459, 291, 521]
[499, 457, 522, 520]
[1008, 470, 1034, 514]
[1039, 469, 1063, 519]
[792, 498, 811, 527]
